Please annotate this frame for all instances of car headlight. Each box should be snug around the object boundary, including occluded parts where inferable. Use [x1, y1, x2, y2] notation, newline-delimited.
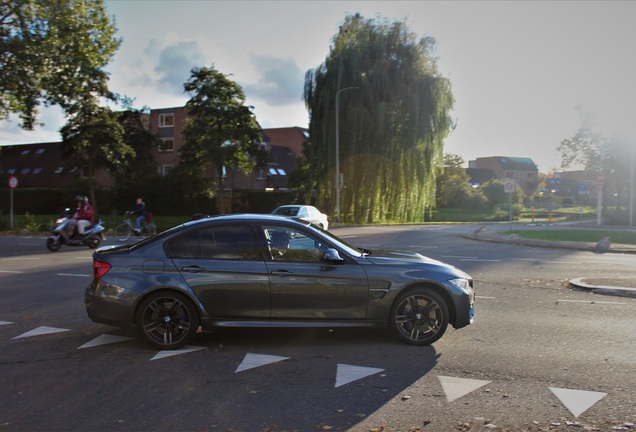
[449, 277, 472, 294]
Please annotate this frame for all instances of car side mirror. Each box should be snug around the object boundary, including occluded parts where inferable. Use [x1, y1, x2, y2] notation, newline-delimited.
[322, 248, 345, 263]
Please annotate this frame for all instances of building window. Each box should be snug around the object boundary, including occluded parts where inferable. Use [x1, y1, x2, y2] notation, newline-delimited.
[505, 171, 514, 179]
[20, 149, 30, 156]
[159, 113, 175, 127]
[35, 148, 45, 156]
[21, 168, 31, 174]
[81, 167, 90, 178]
[7, 168, 16, 175]
[158, 138, 175, 152]
[256, 168, 266, 180]
[33, 168, 42, 175]
[54, 167, 64, 174]
[158, 164, 173, 176]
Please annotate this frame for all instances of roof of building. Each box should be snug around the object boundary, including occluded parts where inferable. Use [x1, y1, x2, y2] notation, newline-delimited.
[263, 127, 309, 157]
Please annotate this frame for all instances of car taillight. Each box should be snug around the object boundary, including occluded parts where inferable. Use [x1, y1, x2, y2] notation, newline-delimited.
[93, 260, 112, 279]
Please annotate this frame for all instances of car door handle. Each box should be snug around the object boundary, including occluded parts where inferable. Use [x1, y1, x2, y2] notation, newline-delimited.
[181, 265, 205, 273]
[271, 270, 294, 277]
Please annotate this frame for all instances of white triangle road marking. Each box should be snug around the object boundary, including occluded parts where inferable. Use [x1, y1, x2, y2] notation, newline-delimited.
[335, 364, 385, 388]
[77, 334, 134, 349]
[235, 353, 289, 373]
[150, 345, 206, 360]
[11, 326, 70, 339]
[549, 387, 608, 418]
[438, 375, 492, 402]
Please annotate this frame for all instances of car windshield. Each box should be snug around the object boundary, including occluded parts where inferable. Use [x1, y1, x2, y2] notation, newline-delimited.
[304, 222, 366, 257]
[273, 207, 299, 216]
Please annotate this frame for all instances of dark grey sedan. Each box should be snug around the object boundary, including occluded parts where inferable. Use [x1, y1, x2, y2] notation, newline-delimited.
[85, 215, 475, 350]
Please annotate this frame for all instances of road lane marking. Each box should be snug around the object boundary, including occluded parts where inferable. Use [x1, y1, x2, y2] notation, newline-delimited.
[78, 334, 134, 349]
[1, 257, 41, 260]
[549, 387, 607, 418]
[56, 273, 91, 277]
[235, 353, 289, 372]
[12, 326, 70, 339]
[460, 259, 501, 262]
[150, 346, 206, 360]
[335, 364, 385, 388]
[0, 269, 23, 273]
[557, 300, 626, 305]
[438, 376, 491, 402]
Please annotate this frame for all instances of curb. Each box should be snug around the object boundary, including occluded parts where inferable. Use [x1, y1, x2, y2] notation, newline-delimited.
[569, 278, 636, 299]
[462, 229, 636, 255]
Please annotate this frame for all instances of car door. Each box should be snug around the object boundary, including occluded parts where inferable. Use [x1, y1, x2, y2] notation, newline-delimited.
[168, 223, 270, 318]
[261, 224, 370, 319]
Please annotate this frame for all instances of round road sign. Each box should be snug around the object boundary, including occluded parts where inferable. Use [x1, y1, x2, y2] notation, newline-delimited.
[8, 176, 18, 189]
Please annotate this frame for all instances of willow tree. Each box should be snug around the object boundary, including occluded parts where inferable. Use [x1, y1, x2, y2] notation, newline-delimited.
[303, 14, 455, 224]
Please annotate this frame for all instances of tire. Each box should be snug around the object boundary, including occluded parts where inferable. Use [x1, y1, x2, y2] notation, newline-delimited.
[115, 223, 131, 242]
[46, 236, 61, 252]
[390, 288, 449, 346]
[87, 237, 101, 249]
[136, 291, 199, 350]
[145, 223, 157, 237]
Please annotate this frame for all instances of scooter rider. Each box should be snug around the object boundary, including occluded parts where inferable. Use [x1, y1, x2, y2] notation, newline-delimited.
[66, 195, 94, 239]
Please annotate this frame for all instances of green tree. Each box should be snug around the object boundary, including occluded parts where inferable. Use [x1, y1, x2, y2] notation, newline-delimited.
[436, 153, 487, 209]
[557, 107, 631, 212]
[116, 104, 160, 184]
[303, 14, 455, 224]
[60, 102, 132, 213]
[180, 65, 267, 214]
[481, 179, 524, 208]
[0, 0, 120, 129]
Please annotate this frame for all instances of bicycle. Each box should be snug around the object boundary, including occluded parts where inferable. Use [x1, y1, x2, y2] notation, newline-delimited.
[114, 213, 157, 241]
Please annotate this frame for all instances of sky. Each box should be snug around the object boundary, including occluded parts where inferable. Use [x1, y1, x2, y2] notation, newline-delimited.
[2, 0, 635, 173]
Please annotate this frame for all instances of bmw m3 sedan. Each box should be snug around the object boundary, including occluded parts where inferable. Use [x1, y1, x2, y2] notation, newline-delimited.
[85, 214, 474, 350]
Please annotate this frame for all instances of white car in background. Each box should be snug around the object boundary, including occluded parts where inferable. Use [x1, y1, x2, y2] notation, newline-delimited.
[272, 205, 329, 230]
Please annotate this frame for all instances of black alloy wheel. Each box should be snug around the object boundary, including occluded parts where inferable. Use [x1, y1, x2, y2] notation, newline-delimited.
[390, 288, 449, 346]
[137, 291, 199, 350]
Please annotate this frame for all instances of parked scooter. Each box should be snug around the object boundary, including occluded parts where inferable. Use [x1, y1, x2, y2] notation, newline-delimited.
[46, 208, 106, 252]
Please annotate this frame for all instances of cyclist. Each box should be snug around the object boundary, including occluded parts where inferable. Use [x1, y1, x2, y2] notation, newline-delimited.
[127, 198, 147, 233]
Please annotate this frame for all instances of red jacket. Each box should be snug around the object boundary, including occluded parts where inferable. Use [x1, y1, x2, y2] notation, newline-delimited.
[74, 204, 95, 223]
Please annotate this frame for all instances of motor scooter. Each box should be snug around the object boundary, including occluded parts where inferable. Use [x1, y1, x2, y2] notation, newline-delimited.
[46, 208, 106, 252]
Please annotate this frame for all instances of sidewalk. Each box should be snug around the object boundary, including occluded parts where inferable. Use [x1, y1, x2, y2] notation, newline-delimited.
[463, 226, 636, 299]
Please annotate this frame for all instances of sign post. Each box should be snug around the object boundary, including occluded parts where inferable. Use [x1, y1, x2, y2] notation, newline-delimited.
[504, 178, 515, 230]
[596, 173, 604, 226]
[8, 176, 18, 230]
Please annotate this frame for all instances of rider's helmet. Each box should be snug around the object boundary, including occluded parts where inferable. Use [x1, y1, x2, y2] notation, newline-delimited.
[75, 195, 87, 204]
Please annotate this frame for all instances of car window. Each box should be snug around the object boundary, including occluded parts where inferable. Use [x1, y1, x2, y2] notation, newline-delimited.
[168, 225, 260, 260]
[274, 207, 298, 217]
[263, 225, 327, 262]
[297, 207, 308, 217]
[167, 230, 202, 259]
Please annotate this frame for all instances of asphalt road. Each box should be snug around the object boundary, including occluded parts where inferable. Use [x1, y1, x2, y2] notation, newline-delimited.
[0, 226, 635, 432]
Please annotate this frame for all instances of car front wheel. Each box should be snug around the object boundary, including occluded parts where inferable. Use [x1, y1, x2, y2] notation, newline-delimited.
[390, 288, 449, 346]
[137, 291, 199, 350]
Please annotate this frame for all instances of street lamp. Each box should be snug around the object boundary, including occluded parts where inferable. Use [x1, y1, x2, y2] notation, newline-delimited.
[335, 86, 358, 224]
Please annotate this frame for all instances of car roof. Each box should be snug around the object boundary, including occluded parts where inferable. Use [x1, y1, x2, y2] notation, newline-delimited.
[184, 213, 310, 227]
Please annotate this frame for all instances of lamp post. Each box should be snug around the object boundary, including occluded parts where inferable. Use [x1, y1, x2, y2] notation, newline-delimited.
[335, 86, 358, 224]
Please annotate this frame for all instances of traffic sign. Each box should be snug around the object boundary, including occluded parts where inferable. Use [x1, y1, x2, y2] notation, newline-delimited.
[504, 178, 515, 193]
[8, 176, 18, 189]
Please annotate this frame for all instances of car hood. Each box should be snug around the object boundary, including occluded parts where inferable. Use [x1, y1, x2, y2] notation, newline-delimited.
[362, 250, 469, 277]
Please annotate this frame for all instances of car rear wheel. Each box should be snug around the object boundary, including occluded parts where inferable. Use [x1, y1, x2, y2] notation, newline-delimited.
[137, 291, 199, 350]
[390, 288, 449, 346]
